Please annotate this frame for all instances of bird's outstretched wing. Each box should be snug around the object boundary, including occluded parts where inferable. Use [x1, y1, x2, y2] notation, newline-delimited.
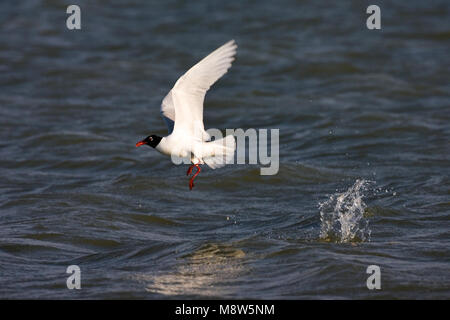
[160, 40, 237, 139]
[161, 91, 175, 134]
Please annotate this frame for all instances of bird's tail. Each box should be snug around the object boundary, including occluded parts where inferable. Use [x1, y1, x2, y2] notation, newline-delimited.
[202, 135, 236, 169]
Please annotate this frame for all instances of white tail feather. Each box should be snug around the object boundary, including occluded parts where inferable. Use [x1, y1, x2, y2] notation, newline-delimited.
[202, 135, 236, 169]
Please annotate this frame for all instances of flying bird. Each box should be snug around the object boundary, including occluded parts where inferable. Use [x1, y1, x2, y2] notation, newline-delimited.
[136, 40, 237, 190]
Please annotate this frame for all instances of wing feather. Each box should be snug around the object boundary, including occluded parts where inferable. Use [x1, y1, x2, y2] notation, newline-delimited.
[159, 40, 237, 138]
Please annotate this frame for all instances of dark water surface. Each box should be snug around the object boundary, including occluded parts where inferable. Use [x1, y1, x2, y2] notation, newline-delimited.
[0, 0, 449, 299]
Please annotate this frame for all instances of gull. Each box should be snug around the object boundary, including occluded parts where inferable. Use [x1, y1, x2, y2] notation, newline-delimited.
[136, 40, 237, 190]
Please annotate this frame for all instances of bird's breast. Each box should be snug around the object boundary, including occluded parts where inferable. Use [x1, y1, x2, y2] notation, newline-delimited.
[156, 136, 190, 158]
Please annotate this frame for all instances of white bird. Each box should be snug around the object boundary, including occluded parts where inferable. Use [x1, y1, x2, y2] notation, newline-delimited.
[136, 40, 237, 190]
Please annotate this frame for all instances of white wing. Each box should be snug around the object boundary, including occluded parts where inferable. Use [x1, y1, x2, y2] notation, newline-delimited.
[160, 40, 237, 138]
[161, 91, 175, 134]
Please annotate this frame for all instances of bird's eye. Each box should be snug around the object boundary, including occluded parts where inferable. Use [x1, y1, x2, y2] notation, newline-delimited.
[149, 137, 153, 141]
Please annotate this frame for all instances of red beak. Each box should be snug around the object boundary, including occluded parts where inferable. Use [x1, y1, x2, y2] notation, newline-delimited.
[136, 141, 146, 147]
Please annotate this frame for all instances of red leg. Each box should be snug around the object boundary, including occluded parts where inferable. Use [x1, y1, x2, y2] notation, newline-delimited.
[186, 164, 195, 176]
[189, 164, 202, 190]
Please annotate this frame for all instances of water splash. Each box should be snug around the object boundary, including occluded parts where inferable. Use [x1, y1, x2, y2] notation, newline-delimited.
[319, 179, 373, 243]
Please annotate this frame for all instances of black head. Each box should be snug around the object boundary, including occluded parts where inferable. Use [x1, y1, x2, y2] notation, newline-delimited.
[136, 135, 162, 148]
